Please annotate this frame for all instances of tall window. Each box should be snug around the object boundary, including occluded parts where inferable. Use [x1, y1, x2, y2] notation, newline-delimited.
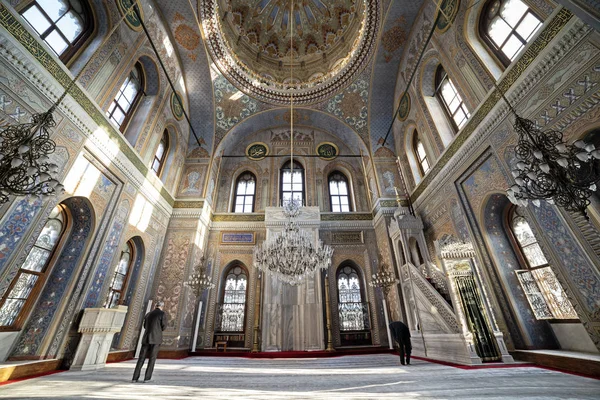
[434, 65, 470, 130]
[280, 160, 305, 206]
[233, 172, 256, 213]
[151, 130, 169, 176]
[337, 265, 369, 331]
[217, 266, 247, 332]
[21, 0, 93, 63]
[481, 0, 542, 66]
[0, 205, 67, 328]
[107, 63, 144, 131]
[413, 132, 430, 175]
[509, 208, 578, 320]
[105, 241, 134, 309]
[329, 172, 351, 212]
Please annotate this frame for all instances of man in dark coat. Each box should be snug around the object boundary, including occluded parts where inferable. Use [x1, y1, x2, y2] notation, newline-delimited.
[132, 301, 166, 382]
[389, 321, 412, 365]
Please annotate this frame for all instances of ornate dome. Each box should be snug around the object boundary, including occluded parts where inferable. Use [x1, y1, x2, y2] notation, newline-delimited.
[200, 0, 379, 105]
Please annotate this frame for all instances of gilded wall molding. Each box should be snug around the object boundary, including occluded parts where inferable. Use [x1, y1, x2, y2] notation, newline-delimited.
[410, 9, 574, 202]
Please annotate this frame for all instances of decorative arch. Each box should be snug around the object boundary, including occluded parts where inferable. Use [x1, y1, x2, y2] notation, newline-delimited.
[157, 122, 180, 184]
[215, 262, 249, 337]
[335, 260, 372, 346]
[232, 171, 257, 213]
[280, 159, 306, 206]
[322, 161, 360, 212]
[10, 197, 96, 358]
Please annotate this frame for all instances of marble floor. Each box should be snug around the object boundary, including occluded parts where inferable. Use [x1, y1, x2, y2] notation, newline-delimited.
[0, 354, 598, 399]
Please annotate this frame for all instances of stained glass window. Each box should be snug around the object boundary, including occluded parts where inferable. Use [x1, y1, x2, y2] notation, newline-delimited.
[510, 209, 578, 320]
[337, 266, 369, 331]
[0, 205, 66, 328]
[21, 0, 93, 62]
[329, 172, 351, 212]
[280, 160, 304, 206]
[218, 266, 247, 332]
[435, 65, 470, 130]
[105, 241, 134, 309]
[151, 130, 169, 176]
[107, 62, 144, 131]
[233, 172, 256, 213]
[481, 0, 542, 65]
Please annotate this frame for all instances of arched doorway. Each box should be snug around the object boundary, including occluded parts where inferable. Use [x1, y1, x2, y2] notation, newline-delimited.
[336, 262, 372, 346]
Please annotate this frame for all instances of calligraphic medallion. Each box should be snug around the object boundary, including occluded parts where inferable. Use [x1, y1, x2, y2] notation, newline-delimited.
[171, 91, 184, 121]
[316, 142, 339, 161]
[436, 0, 460, 33]
[246, 142, 269, 161]
[117, 0, 144, 32]
[396, 92, 410, 121]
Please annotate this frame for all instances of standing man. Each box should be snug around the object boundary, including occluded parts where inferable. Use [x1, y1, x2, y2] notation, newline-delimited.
[389, 321, 412, 365]
[132, 301, 166, 383]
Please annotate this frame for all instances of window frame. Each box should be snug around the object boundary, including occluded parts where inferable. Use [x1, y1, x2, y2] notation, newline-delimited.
[412, 131, 430, 176]
[434, 65, 470, 132]
[328, 171, 352, 213]
[280, 160, 305, 206]
[0, 205, 70, 331]
[107, 62, 145, 132]
[151, 129, 169, 177]
[20, 0, 94, 64]
[105, 240, 135, 309]
[479, 0, 543, 67]
[217, 264, 249, 333]
[232, 171, 257, 213]
[506, 206, 579, 322]
[336, 264, 370, 332]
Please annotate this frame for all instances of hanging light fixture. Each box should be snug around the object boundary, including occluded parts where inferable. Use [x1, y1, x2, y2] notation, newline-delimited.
[0, 107, 64, 205]
[368, 254, 400, 296]
[505, 107, 600, 218]
[0, 3, 139, 206]
[252, 0, 334, 286]
[184, 256, 216, 295]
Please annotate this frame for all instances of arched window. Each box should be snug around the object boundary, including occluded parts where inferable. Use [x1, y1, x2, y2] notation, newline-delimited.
[412, 132, 430, 175]
[280, 160, 305, 206]
[105, 241, 134, 308]
[151, 130, 169, 176]
[434, 65, 470, 130]
[107, 62, 145, 131]
[0, 205, 67, 328]
[509, 208, 577, 320]
[21, 0, 94, 63]
[337, 265, 369, 332]
[480, 0, 542, 66]
[217, 265, 247, 332]
[329, 171, 351, 212]
[233, 172, 256, 213]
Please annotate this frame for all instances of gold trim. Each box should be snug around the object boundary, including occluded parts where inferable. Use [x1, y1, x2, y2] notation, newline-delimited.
[396, 92, 411, 121]
[246, 142, 269, 160]
[220, 231, 256, 245]
[116, 0, 144, 32]
[173, 200, 204, 208]
[321, 213, 373, 221]
[436, 0, 460, 33]
[212, 214, 265, 222]
[0, 4, 175, 206]
[316, 142, 339, 161]
[411, 9, 574, 203]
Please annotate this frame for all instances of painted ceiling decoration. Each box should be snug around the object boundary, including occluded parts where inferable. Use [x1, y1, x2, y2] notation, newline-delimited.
[199, 0, 380, 105]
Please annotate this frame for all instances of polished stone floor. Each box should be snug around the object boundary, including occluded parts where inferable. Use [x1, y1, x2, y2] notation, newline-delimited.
[1, 354, 598, 399]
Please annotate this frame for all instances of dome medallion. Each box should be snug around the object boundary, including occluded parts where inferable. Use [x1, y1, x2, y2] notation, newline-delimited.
[200, 0, 379, 106]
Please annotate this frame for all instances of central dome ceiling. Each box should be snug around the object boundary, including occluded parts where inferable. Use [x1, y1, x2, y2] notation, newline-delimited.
[200, 0, 379, 105]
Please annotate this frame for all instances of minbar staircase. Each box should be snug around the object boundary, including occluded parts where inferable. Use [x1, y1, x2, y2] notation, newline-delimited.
[425, 276, 453, 305]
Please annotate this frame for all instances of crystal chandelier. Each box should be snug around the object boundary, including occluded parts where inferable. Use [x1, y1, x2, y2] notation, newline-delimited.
[369, 254, 400, 296]
[184, 256, 216, 296]
[505, 113, 599, 217]
[0, 107, 64, 204]
[253, 199, 334, 286]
